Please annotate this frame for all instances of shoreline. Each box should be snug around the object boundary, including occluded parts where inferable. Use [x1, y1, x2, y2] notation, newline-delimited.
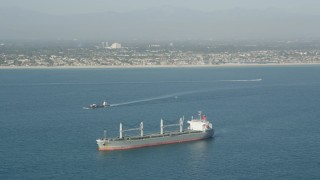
[1, 63, 320, 69]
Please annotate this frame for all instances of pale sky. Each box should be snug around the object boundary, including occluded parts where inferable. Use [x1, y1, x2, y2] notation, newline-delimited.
[2, 0, 320, 15]
[1, 0, 319, 40]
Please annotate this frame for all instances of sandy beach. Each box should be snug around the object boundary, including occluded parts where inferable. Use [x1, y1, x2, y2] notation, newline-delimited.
[1, 63, 320, 69]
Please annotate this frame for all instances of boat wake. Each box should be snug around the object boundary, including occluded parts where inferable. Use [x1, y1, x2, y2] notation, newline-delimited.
[83, 78, 262, 108]
[110, 90, 202, 107]
[219, 78, 262, 82]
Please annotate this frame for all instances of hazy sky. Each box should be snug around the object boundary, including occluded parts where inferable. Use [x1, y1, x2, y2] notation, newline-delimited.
[2, 0, 320, 15]
[1, 0, 319, 40]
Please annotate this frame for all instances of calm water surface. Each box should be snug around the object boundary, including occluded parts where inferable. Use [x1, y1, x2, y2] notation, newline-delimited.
[0, 66, 320, 179]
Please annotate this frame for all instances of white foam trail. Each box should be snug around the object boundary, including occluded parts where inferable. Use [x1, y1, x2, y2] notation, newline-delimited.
[111, 96, 171, 107]
[111, 90, 203, 107]
[219, 78, 262, 82]
[109, 78, 263, 107]
[91, 78, 263, 108]
[80, 78, 262, 108]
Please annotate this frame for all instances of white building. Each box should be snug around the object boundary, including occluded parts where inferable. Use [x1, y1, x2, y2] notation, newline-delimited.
[110, 43, 121, 49]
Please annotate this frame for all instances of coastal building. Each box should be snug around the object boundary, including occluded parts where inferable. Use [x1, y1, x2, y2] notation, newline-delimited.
[101, 42, 109, 48]
[111, 43, 121, 49]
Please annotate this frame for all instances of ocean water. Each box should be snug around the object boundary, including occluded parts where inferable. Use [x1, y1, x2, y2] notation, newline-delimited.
[0, 66, 320, 179]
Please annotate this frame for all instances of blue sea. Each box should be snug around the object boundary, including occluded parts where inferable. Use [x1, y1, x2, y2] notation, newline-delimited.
[1, 66, 320, 179]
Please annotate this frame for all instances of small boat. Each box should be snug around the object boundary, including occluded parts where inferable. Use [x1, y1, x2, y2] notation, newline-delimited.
[88, 100, 110, 109]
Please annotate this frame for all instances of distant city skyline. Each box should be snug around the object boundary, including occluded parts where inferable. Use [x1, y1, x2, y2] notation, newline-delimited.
[1, 0, 320, 15]
[2, 40, 320, 67]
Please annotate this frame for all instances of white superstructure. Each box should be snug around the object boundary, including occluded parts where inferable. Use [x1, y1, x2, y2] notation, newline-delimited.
[187, 111, 212, 131]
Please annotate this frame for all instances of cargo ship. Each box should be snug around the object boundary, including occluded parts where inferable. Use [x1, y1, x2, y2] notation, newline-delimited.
[96, 111, 214, 151]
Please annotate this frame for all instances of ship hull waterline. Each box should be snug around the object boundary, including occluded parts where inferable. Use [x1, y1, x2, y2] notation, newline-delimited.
[97, 129, 214, 151]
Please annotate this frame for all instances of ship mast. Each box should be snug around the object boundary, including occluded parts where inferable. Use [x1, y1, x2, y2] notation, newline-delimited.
[119, 122, 144, 138]
[160, 119, 164, 134]
[120, 123, 123, 139]
[179, 118, 183, 132]
[140, 122, 144, 137]
[161, 118, 184, 133]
